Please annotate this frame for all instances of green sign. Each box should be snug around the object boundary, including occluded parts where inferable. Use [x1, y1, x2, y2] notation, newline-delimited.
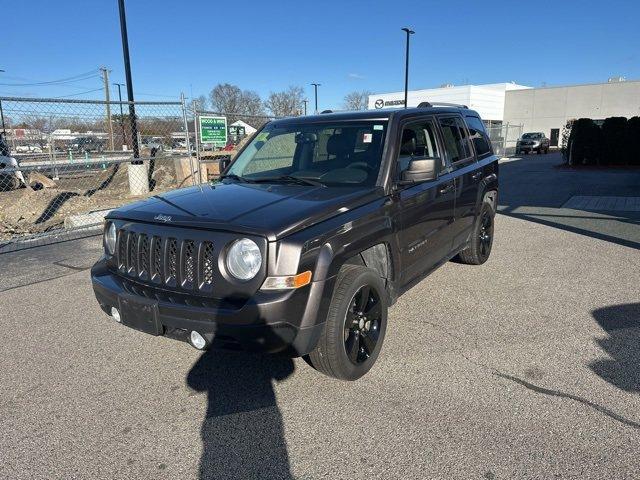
[199, 115, 227, 145]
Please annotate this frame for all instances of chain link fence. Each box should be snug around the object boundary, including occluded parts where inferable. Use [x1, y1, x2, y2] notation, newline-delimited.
[0, 96, 203, 252]
[485, 122, 523, 157]
[189, 106, 276, 179]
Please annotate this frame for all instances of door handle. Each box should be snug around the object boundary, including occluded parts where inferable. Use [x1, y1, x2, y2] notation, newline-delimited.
[439, 183, 454, 194]
[471, 171, 483, 181]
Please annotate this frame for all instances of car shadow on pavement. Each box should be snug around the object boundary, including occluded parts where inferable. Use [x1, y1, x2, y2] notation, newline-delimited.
[186, 348, 295, 480]
[589, 303, 640, 393]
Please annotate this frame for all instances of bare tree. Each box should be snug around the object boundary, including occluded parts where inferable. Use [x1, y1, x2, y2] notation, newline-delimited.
[241, 90, 266, 117]
[209, 83, 242, 113]
[343, 91, 372, 111]
[209, 83, 265, 116]
[264, 86, 304, 117]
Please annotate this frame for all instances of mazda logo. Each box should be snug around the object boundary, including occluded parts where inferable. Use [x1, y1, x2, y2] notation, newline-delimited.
[374, 99, 384, 109]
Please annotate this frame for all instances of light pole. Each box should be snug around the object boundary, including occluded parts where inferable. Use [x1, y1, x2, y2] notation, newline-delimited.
[311, 83, 321, 113]
[302, 99, 308, 116]
[118, 0, 139, 161]
[113, 82, 126, 149]
[401, 27, 415, 108]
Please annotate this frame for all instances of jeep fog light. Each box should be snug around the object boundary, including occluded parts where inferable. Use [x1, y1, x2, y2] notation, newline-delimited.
[190, 331, 207, 350]
[110, 307, 121, 323]
[261, 270, 312, 290]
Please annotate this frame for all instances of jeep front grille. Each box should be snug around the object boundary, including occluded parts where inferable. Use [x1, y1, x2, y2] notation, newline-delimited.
[116, 229, 214, 292]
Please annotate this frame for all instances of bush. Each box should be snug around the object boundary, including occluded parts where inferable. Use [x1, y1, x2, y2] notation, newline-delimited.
[568, 118, 601, 165]
[601, 117, 628, 165]
[626, 117, 640, 165]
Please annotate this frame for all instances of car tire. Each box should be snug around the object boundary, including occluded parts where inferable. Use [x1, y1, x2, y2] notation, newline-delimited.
[456, 199, 495, 265]
[306, 265, 388, 381]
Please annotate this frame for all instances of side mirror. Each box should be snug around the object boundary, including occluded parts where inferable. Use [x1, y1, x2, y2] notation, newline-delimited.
[218, 157, 231, 174]
[400, 157, 438, 183]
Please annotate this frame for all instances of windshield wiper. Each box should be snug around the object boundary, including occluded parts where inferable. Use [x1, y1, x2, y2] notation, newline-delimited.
[252, 175, 325, 187]
[219, 173, 255, 183]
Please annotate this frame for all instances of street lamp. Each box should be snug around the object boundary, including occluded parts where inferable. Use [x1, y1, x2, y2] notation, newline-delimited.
[401, 27, 415, 108]
[113, 82, 126, 149]
[311, 83, 321, 114]
[118, 0, 139, 160]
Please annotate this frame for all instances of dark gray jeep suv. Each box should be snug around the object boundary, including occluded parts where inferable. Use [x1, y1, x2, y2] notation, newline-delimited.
[91, 104, 499, 380]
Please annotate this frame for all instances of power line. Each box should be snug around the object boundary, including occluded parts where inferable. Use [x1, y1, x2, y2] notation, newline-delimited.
[0, 70, 100, 86]
[53, 88, 104, 98]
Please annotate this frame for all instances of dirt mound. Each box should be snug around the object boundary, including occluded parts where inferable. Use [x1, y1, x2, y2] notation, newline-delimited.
[0, 158, 182, 240]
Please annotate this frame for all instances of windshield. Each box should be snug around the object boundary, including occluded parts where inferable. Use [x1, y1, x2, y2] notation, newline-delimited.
[226, 121, 388, 186]
[522, 133, 542, 139]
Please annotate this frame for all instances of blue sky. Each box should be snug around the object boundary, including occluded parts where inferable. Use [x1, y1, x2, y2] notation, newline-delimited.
[2, 0, 639, 110]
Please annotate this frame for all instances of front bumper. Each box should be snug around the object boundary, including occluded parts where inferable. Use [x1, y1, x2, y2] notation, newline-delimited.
[517, 144, 540, 152]
[91, 259, 332, 356]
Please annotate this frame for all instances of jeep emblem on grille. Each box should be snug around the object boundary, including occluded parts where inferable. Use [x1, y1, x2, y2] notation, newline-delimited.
[154, 214, 172, 223]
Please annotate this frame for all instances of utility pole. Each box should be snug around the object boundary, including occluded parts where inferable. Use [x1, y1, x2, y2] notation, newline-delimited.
[311, 83, 320, 114]
[302, 99, 308, 116]
[100, 67, 115, 150]
[401, 27, 415, 108]
[0, 69, 5, 133]
[113, 82, 126, 149]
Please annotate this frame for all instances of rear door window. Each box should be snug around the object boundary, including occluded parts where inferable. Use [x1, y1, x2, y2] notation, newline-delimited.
[465, 116, 492, 158]
[438, 117, 472, 163]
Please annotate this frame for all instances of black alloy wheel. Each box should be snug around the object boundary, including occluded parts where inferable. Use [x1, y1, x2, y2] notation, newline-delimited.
[478, 209, 494, 261]
[306, 265, 388, 380]
[343, 285, 382, 365]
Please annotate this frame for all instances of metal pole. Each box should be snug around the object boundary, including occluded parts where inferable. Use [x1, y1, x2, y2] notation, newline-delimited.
[303, 99, 308, 116]
[100, 67, 115, 150]
[311, 83, 320, 113]
[191, 99, 202, 179]
[401, 27, 414, 108]
[0, 99, 5, 133]
[180, 94, 198, 185]
[0, 69, 5, 133]
[118, 0, 139, 162]
[113, 83, 126, 149]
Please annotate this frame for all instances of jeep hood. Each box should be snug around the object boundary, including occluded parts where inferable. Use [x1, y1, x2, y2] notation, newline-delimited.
[107, 182, 382, 241]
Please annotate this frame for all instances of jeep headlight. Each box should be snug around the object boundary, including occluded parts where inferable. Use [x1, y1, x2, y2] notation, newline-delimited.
[104, 221, 116, 255]
[226, 238, 262, 280]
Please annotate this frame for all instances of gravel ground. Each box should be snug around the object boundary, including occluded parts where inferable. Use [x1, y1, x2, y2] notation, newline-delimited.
[1, 153, 638, 479]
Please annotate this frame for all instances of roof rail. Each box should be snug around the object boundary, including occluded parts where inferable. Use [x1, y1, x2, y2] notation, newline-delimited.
[417, 101, 468, 109]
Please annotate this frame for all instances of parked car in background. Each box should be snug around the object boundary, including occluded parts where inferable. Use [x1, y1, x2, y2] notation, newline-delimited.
[516, 132, 550, 154]
[15, 144, 43, 154]
[70, 136, 106, 153]
[142, 136, 165, 152]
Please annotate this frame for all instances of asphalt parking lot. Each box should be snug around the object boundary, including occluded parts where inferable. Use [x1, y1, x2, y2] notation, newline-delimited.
[1, 153, 639, 479]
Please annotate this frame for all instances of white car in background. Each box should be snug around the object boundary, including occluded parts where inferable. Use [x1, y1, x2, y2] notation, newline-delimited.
[0, 135, 26, 190]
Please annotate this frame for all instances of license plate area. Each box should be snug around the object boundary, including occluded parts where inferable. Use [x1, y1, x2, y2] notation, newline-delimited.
[118, 294, 162, 335]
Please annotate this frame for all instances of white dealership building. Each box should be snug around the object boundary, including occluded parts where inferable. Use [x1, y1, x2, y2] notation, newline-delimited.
[369, 78, 640, 147]
[367, 82, 531, 123]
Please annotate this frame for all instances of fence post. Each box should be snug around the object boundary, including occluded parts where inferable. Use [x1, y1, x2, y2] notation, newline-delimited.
[191, 100, 204, 183]
[179, 93, 198, 186]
